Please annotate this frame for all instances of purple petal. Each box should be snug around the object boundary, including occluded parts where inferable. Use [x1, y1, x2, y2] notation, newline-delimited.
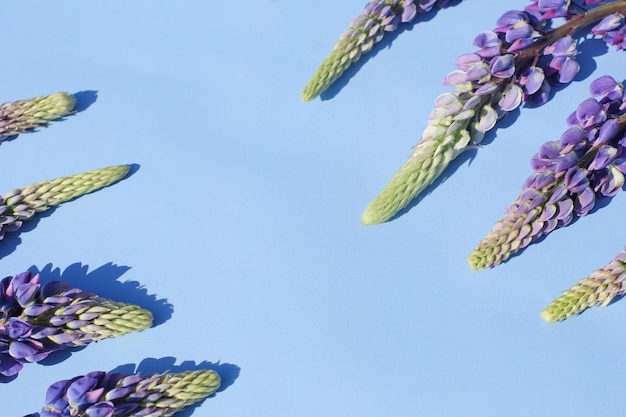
[575, 98, 606, 128]
[564, 166, 590, 193]
[544, 36, 576, 57]
[49, 315, 75, 326]
[84, 402, 115, 417]
[596, 118, 621, 144]
[443, 70, 467, 87]
[0, 354, 23, 376]
[455, 53, 482, 71]
[401, 4, 417, 22]
[574, 187, 596, 214]
[489, 54, 515, 78]
[521, 66, 545, 95]
[104, 386, 133, 401]
[505, 20, 533, 43]
[556, 199, 574, 223]
[589, 75, 619, 97]
[473, 31, 501, 58]
[559, 126, 586, 148]
[592, 13, 624, 34]
[9, 272, 33, 291]
[538, 140, 562, 159]
[496, 10, 530, 29]
[48, 332, 80, 345]
[547, 184, 568, 204]
[508, 37, 534, 52]
[589, 146, 618, 171]
[6, 318, 32, 338]
[465, 63, 490, 82]
[555, 152, 579, 172]
[474, 82, 499, 96]
[9, 340, 41, 359]
[68, 376, 100, 407]
[499, 84, 523, 111]
[15, 283, 39, 307]
[528, 80, 551, 105]
[558, 57, 579, 83]
[45, 379, 73, 406]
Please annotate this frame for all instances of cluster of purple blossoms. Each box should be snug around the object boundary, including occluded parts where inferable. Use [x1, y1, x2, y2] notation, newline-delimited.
[468, 75, 626, 270]
[302, 0, 455, 101]
[362, 0, 626, 225]
[0, 271, 152, 381]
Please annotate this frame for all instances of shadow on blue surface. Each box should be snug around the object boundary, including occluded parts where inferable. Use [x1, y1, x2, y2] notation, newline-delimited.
[0, 164, 140, 261]
[110, 357, 240, 417]
[73, 90, 98, 113]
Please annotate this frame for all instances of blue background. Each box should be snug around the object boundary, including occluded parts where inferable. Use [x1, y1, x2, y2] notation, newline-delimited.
[2, 1, 626, 416]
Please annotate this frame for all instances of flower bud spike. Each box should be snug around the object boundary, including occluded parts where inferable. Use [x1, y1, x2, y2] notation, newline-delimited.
[542, 248, 626, 322]
[0, 165, 130, 242]
[302, 0, 454, 101]
[39, 369, 220, 417]
[0, 92, 75, 140]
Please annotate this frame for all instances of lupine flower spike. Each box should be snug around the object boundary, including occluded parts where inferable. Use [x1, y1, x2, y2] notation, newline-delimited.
[542, 248, 626, 322]
[0, 164, 130, 242]
[469, 75, 626, 270]
[362, 0, 626, 225]
[0, 271, 153, 380]
[301, 0, 455, 101]
[0, 92, 75, 140]
[36, 369, 220, 417]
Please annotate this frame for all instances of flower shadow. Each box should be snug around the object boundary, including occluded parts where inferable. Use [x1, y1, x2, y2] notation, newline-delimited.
[32, 262, 173, 366]
[319, 0, 463, 101]
[110, 357, 240, 417]
[73, 90, 98, 113]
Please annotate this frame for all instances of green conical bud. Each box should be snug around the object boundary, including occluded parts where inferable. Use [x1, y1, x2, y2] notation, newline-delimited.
[542, 249, 626, 322]
[0, 165, 130, 241]
[0, 92, 76, 138]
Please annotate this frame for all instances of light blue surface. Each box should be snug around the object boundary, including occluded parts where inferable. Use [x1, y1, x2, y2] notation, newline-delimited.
[2, 1, 626, 416]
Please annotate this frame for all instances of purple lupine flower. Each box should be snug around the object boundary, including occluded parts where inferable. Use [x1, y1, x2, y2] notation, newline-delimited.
[0, 271, 152, 381]
[302, 0, 456, 101]
[468, 75, 626, 270]
[37, 369, 220, 417]
[362, 1, 626, 225]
